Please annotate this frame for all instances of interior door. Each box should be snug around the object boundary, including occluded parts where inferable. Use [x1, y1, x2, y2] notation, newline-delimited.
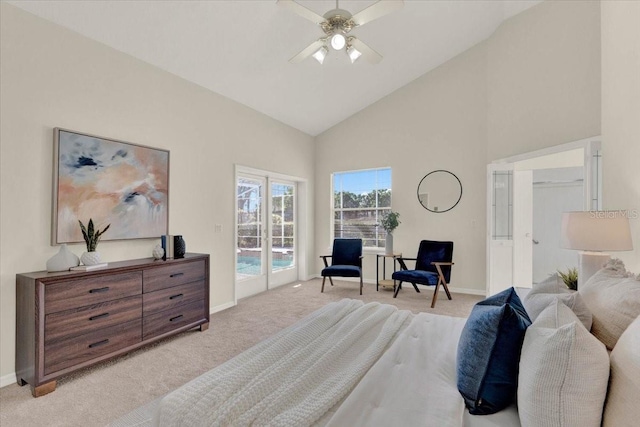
[512, 170, 533, 288]
[487, 163, 514, 296]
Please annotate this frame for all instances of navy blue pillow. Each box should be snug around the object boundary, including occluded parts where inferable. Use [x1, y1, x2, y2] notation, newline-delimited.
[456, 287, 531, 415]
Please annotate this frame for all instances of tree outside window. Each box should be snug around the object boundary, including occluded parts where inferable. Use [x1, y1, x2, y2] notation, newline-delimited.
[333, 168, 392, 248]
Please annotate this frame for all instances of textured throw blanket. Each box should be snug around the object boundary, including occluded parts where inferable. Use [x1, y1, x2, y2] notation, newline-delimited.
[153, 299, 412, 427]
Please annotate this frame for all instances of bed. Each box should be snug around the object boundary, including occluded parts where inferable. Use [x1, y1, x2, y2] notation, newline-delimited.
[113, 260, 640, 427]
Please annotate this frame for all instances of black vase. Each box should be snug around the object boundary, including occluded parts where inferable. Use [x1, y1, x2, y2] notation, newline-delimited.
[174, 235, 186, 258]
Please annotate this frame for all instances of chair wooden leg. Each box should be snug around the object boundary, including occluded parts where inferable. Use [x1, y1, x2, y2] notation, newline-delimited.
[329, 277, 334, 286]
[393, 281, 402, 298]
[431, 281, 440, 308]
[359, 276, 363, 295]
[411, 282, 420, 293]
[443, 282, 452, 300]
[321, 276, 326, 293]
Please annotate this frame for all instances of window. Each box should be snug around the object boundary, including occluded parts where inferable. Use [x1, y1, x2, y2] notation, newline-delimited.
[333, 168, 392, 248]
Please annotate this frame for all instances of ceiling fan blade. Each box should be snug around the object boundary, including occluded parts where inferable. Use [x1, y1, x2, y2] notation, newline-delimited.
[277, 0, 326, 24]
[351, 0, 404, 27]
[289, 39, 326, 63]
[350, 38, 383, 64]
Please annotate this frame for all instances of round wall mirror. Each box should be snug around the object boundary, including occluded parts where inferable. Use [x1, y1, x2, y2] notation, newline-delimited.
[417, 170, 462, 213]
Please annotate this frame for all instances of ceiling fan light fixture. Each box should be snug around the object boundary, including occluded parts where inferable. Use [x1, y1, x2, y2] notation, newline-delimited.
[312, 46, 328, 64]
[347, 45, 362, 63]
[330, 33, 346, 50]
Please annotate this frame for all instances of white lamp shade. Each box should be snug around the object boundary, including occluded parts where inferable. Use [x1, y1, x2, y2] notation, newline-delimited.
[561, 211, 633, 251]
[347, 45, 362, 63]
[312, 46, 328, 64]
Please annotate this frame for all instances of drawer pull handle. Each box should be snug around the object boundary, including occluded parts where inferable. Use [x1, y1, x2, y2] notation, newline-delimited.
[89, 313, 110, 321]
[170, 273, 185, 278]
[89, 339, 109, 348]
[89, 287, 110, 294]
[169, 315, 184, 322]
[169, 293, 184, 300]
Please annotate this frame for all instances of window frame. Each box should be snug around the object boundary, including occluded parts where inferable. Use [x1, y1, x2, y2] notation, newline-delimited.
[331, 167, 392, 250]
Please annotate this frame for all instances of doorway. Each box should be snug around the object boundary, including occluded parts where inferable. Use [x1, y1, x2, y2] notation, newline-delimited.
[486, 137, 602, 296]
[235, 168, 301, 300]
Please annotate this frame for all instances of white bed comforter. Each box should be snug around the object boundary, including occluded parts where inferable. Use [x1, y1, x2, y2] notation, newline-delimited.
[325, 310, 467, 426]
[151, 298, 521, 427]
[153, 299, 411, 426]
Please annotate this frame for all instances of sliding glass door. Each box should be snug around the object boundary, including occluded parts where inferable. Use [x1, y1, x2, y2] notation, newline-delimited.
[236, 175, 297, 299]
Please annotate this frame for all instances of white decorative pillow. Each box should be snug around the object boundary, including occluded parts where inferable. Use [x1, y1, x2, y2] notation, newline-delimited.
[602, 315, 640, 426]
[579, 260, 640, 350]
[523, 273, 592, 330]
[518, 299, 609, 427]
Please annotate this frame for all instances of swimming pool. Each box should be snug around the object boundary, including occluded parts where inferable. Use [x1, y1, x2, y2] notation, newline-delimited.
[236, 256, 294, 276]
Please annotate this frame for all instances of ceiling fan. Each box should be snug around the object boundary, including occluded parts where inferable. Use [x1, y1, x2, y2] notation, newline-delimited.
[278, 0, 404, 64]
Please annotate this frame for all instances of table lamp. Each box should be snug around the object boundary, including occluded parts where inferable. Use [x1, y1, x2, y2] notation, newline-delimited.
[561, 211, 633, 287]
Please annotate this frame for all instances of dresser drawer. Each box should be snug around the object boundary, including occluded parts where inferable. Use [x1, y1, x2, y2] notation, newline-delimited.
[45, 295, 142, 343]
[44, 319, 142, 375]
[143, 260, 205, 293]
[143, 280, 205, 316]
[143, 300, 205, 340]
[45, 272, 142, 314]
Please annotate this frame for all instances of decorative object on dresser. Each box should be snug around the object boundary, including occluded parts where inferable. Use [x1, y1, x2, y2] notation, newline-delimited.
[15, 253, 210, 397]
[161, 234, 174, 259]
[152, 244, 165, 260]
[174, 235, 186, 259]
[78, 218, 110, 266]
[45, 243, 80, 272]
[380, 211, 400, 255]
[52, 128, 169, 245]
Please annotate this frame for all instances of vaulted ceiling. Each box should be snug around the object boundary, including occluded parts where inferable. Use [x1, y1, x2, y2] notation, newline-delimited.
[9, 0, 541, 136]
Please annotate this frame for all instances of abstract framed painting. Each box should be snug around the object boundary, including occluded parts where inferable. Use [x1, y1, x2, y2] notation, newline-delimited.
[52, 128, 169, 245]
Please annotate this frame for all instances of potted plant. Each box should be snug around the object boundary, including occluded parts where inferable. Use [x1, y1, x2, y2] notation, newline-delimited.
[381, 211, 401, 255]
[79, 219, 110, 266]
[558, 267, 578, 291]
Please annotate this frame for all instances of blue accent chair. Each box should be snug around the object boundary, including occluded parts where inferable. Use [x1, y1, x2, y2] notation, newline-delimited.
[392, 240, 454, 308]
[320, 239, 364, 295]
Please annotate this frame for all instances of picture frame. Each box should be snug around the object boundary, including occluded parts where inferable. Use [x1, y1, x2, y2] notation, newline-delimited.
[52, 128, 170, 245]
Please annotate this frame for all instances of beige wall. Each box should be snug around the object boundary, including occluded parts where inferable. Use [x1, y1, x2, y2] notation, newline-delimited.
[314, 0, 601, 293]
[601, 0, 640, 272]
[0, 3, 314, 382]
[486, 0, 601, 161]
[314, 43, 488, 293]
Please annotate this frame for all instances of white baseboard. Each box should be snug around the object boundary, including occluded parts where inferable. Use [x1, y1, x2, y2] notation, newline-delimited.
[210, 300, 235, 315]
[448, 287, 486, 296]
[1, 372, 17, 389]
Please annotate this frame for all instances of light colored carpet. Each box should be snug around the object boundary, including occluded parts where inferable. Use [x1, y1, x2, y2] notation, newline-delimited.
[0, 278, 482, 427]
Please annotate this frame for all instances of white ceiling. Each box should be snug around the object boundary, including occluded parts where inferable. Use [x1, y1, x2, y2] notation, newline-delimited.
[8, 0, 541, 136]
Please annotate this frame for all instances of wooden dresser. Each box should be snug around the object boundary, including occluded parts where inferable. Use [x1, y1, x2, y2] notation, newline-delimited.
[16, 253, 209, 397]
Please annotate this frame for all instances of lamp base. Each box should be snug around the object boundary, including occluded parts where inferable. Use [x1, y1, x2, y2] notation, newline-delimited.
[577, 251, 610, 288]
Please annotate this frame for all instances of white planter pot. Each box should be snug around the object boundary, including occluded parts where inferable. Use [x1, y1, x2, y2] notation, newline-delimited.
[81, 251, 102, 266]
[385, 233, 394, 255]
